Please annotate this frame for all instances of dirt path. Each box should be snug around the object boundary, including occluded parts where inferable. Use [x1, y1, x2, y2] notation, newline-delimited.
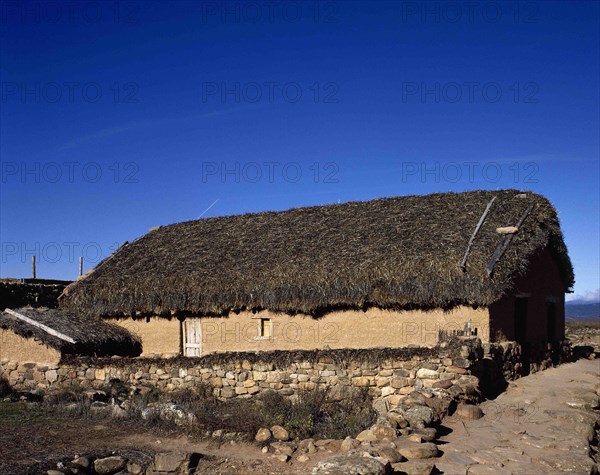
[436, 358, 600, 474]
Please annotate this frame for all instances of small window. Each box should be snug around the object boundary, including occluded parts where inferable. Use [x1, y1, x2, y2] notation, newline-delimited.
[259, 318, 272, 338]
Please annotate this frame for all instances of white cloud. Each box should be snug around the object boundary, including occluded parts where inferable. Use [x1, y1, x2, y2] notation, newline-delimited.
[566, 288, 600, 303]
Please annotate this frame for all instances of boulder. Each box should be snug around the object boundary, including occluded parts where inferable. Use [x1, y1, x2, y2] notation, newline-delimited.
[411, 427, 437, 442]
[372, 423, 397, 440]
[391, 460, 436, 474]
[377, 447, 404, 463]
[396, 442, 438, 460]
[93, 456, 127, 475]
[152, 452, 190, 472]
[404, 406, 434, 428]
[270, 441, 296, 456]
[356, 429, 378, 442]
[271, 424, 290, 441]
[71, 456, 90, 469]
[340, 436, 360, 451]
[255, 427, 272, 443]
[454, 403, 484, 420]
[312, 454, 387, 475]
[297, 454, 310, 463]
[126, 462, 143, 475]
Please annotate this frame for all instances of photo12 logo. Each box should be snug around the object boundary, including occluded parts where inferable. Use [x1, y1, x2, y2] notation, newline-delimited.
[1, 241, 122, 266]
[400, 1, 540, 24]
[201, 81, 339, 104]
[201, 161, 340, 184]
[0, 82, 139, 104]
[199, 0, 340, 24]
[401, 82, 539, 104]
[1, 1, 141, 24]
[1, 162, 140, 184]
[400, 161, 539, 184]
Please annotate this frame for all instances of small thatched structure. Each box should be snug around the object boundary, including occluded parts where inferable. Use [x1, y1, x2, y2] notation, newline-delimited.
[60, 189, 573, 318]
[0, 307, 140, 357]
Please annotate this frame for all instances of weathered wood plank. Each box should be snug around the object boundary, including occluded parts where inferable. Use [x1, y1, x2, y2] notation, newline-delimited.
[4, 308, 76, 344]
[460, 196, 496, 271]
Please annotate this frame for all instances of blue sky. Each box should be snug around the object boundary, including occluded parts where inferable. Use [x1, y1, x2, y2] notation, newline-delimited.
[0, 0, 598, 301]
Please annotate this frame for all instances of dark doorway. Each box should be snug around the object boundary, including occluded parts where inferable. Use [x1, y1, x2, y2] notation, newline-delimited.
[514, 297, 528, 343]
[547, 300, 557, 341]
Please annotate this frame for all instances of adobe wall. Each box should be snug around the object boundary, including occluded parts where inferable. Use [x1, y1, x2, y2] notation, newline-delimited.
[107, 317, 181, 358]
[108, 306, 490, 358]
[490, 247, 566, 342]
[0, 329, 61, 366]
[199, 306, 490, 354]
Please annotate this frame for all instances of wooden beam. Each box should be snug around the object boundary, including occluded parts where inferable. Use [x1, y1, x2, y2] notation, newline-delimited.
[4, 308, 76, 344]
[31, 255, 36, 279]
[486, 204, 534, 276]
[460, 196, 496, 271]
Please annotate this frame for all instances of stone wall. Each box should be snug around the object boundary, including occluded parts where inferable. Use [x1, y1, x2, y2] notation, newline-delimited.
[0, 338, 572, 405]
[0, 340, 482, 404]
[473, 339, 572, 398]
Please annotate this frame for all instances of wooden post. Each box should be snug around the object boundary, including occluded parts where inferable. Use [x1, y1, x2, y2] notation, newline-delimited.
[79, 256, 83, 277]
[31, 255, 36, 279]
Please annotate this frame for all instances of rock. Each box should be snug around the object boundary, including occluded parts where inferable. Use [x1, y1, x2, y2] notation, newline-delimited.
[126, 462, 143, 475]
[312, 454, 387, 474]
[212, 429, 224, 438]
[271, 424, 290, 441]
[255, 427, 272, 442]
[112, 405, 128, 419]
[396, 442, 438, 460]
[277, 454, 290, 463]
[356, 429, 378, 442]
[46, 370, 58, 383]
[71, 456, 90, 468]
[270, 441, 296, 456]
[408, 434, 423, 443]
[404, 406, 434, 428]
[297, 454, 310, 463]
[372, 423, 397, 440]
[152, 452, 189, 472]
[391, 460, 435, 475]
[455, 403, 484, 420]
[387, 411, 409, 428]
[93, 456, 127, 475]
[412, 427, 437, 442]
[340, 436, 360, 451]
[381, 386, 396, 397]
[416, 369, 438, 379]
[446, 366, 468, 374]
[432, 379, 453, 389]
[47, 471, 64, 475]
[377, 447, 404, 463]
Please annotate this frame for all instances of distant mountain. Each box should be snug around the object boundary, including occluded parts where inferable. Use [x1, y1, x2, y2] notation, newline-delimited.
[565, 302, 600, 319]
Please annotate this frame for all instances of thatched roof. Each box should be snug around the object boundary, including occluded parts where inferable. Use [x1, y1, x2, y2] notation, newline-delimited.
[0, 307, 141, 356]
[60, 190, 573, 318]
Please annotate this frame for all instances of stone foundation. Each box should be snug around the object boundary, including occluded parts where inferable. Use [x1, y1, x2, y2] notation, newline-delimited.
[0, 339, 571, 404]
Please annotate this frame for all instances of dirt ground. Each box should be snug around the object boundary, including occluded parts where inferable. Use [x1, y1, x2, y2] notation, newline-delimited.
[0, 403, 336, 475]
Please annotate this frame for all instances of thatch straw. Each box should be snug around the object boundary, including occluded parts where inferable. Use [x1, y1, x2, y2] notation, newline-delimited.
[60, 190, 573, 318]
[0, 307, 141, 356]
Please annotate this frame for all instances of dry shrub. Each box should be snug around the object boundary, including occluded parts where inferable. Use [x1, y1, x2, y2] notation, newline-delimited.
[128, 384, 376, 440]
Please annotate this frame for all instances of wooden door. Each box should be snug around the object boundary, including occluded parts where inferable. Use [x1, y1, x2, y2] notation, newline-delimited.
[183, 319, 202, 357]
